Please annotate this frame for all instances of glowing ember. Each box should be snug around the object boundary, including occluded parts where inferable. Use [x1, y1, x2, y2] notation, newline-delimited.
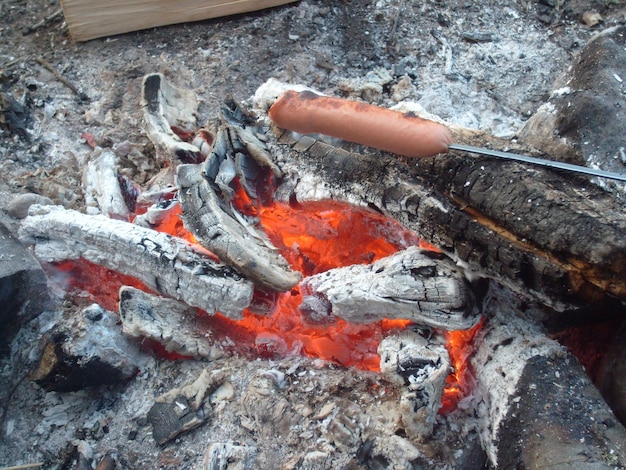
[439, 317, 486, 413]
[51, 183, 482, 412]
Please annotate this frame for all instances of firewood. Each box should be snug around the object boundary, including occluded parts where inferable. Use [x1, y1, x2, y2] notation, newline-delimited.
[301, 246, 479, 330]
[18, 204, 253, 318]
[60, 0, 298, 42]
[264, 125, 626, 311]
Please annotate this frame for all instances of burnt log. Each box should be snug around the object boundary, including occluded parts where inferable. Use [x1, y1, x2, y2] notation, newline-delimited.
[177, 162, 301, 292]
[263, 126, 626, 310]
[471, 287, 626, 468]
[18, 204, 253, 318]
[301, 246, 479, 330]
[30, 304, 147, 392]
[119, 286, 224, 360]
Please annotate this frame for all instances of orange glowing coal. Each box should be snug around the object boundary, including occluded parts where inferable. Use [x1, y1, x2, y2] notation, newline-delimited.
[51, 178, 482, 412]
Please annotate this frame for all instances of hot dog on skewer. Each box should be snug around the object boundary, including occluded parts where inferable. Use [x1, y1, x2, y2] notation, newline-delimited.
[268, 90, 452, 158]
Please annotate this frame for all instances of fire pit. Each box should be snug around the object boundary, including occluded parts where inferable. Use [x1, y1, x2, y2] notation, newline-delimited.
[2, 2, 626, 468]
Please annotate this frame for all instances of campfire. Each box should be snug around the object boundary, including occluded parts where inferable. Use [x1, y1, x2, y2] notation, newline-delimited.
[6, 58, 626, 467]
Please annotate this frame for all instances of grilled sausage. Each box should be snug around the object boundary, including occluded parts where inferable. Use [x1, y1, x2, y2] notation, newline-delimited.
[268, 90, 452, 158]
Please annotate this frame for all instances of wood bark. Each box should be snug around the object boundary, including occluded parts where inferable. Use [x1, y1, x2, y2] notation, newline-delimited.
[18, 204, 253, 318]
[266, 128, 626, 310]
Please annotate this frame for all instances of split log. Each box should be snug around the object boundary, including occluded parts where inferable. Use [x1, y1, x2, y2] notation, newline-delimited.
[119, 286, 224, 360]
[18, 205, 253, 318]
[61, 0, 298, 42]
[264, 127, 626, 310]
[301, 246, 479, 330]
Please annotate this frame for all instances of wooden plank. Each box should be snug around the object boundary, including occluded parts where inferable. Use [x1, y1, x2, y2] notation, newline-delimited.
[61, 0, 297, 42]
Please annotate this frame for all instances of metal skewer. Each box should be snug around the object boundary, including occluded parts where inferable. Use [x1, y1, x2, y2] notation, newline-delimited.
[448, 143, 626, 182]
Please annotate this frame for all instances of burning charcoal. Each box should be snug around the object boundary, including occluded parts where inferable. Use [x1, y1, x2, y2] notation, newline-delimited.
[119, 286, 224, 360]
[31, 304, 148, 392]
[18, 205, 253, 318]
[140, 73, 203, 164]
[0, 221, 49, 355]
[147, 369, 227, 445]
[82, 148, 131, 220]
[378, 330, 450, 439]
[301, 246, 479, 330]
[177, 163, 301, 292]
[203, 443, 257, 469]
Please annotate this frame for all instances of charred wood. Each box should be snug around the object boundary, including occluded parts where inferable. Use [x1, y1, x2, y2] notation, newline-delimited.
[378, 330, 450, 439]
[30, 304, 147, 392]
[266, 128, 626, 310]
[119, 286, 224, 360]
[177, 163, 301, 292]
[140, 73, 203, 164]
[18, 205, 253, 318]
[301, 246, 479, 330]
[471, 287, 626, 468]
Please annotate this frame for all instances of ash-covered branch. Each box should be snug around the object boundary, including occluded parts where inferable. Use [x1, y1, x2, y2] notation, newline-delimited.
[18, 205, 253, 318]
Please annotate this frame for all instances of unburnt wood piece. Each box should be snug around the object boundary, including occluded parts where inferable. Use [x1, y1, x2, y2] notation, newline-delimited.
[177, 163, 301, 292]
[0, 221, 49, 355]
[61, 0, 298, 42]
[119, 286, 224, 360]
[301, 246, 479, 330]
[266, 127, 626, 310]
[31, 304, 147, 392]
[18, 205, 253, 318]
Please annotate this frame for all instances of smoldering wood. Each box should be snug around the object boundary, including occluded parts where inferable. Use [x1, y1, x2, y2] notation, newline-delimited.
[177, 163, 301, 292]
[266, 127, 626, 310]
[119, 286, 225, 360]
[18, 204, 253, 318]
[141, 73, 203, 164]
[378, 330, 450, 439]
[470, 287, 626, 468]
[82, 148, 130, 220]
[30, 304, 147, 392]
[301, 246, 479, 330]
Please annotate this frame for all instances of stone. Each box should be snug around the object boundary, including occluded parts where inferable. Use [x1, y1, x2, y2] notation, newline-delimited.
[0, 221, 49, 355]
